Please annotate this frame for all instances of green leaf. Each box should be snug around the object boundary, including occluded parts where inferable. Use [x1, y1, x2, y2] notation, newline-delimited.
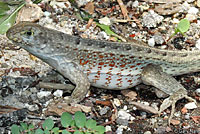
[0, 2, 10, 16]
[20, 122, 28, 130]
[11, 124, 20, 134]
[93, 126, 105, 134]
[62, 130, 71, 134]
[61, 112, 73, 127]
[70, 120, 75, 127]
[85, 132, 92, 134]
[85, 119, 97, 129]
[33, 0, 42, 4]
[74, 131, 83, 134]
[35, 129, 44, 134]
[0, 1, 25, 34]
[28, 124, 35, 130]
[177, 19, 190, 34]
[96, 23, 118, 37]
[51, 127, 59, 134]
[44, 130, 50, 134]
[42, 118, 54, 130]
[74, 111, 86, 128]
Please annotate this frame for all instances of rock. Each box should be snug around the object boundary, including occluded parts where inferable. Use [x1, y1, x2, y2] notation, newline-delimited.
[195, 88, 200, 96]
[184, 102, 197, 109]
[53, 90, 63, 97]
[37, 91, 51, 98]
[142, 10, 164, 28]
[148, 38, 155, 47]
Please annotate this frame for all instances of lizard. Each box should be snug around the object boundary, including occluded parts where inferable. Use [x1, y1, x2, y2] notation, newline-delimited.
[6, 22, 197, 124]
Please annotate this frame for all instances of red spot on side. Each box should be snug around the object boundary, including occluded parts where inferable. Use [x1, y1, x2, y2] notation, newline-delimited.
[99, 55, 104, 58]
[120, 55, 125, 57]
[99, 62, 104, 65]
[137, 63, 142, 66]
[120, 64, 126, 68]
[130, 65, 135, 68]
[109, 63, 115, 67]
[127, 80, 132, 83]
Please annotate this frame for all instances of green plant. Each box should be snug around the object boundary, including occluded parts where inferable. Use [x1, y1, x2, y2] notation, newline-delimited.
[168, 18, 190, 41]
[11, 111, 105, 134]
[0, 0, 42, 34]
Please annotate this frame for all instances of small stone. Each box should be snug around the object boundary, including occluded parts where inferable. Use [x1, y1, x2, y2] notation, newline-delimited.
[142, 10, 164, 28]
[123, 105, 128, 110]
[116, 126, 125, 134]
[99, 106, 110, 115]
[132, 1, 139, 8]
[53, 90, 63, 97]
[118, 110, 132, 120]
[144, 131, 152, 134]
[148, 38, 155, 47]
[37, 91, 51, 98]
[185, 113, 190, 120]
[43, 11, 51, 17]
[113, 98, 121, 107]
[187, 0, 195, 2]
[154, 34, 164, 45]
[186, 14, 197, 22]
[131, 22, 137, 27]
[195, 39, 200, 50]
[99, 17, 111, 25]
[185, 102, 197, 109]
[25, 104, 39, 111]
[105, 126, 112, 132]
[195, 88, 200, 96]
[188, 7, 199, 14]
[172, 18, 179, 24]
[197, 0, 200, 7]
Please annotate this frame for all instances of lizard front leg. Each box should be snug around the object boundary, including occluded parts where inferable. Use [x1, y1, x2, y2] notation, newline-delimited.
[141, 64, 196, 125]
[56, 62, 90, 103]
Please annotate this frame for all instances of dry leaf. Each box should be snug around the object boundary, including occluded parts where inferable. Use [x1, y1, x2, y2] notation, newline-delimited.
[85, 2, 94, 14]
[121, 90, 137, 100]
[130, 101, 159, 114]
[16, 3, 43, 23]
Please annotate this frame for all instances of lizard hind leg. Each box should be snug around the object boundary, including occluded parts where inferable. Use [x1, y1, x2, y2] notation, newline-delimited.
[141, 64, 196, 125]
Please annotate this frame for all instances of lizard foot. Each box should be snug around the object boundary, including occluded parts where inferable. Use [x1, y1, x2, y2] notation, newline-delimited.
[158, 88, 196, 125]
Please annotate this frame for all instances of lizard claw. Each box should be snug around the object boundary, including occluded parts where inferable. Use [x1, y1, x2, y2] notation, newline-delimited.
[158, 88, 196, 125]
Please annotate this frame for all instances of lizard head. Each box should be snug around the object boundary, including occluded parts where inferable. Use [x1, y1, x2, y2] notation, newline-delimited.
[6, 22, 55, 59]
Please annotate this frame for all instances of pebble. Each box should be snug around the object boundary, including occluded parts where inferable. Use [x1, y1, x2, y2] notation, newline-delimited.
[195, 88, 200, 96]
[105, 126, 112, 132]
[25, 104, 39, 111]
[99, 106, 110, 115]
[116, 126, 127, 134]
[188, 7, 199, 14]
[184, 102, 197, 109]
[37, 91, 51, 98]
[154, 34, 164, 45]
[148, 38, 155, 47]
[123, 105, 128, 110]
[186, 14, 197, 22]
[118, 110, 132, 120]
[53, 90, 63, 97]
[184, 113, 190, 120]
[99, 17, 111, 25]
[43, 11, 51, 17]
[197, 0, 200, 7]
[113, 98, 121, 107]
[144, 131, 152, 134]
[195, 39, 200, 50]
[142, 10, 164, 28]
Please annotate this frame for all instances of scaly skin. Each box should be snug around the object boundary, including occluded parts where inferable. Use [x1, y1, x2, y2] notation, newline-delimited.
[6, 22, 197, 124]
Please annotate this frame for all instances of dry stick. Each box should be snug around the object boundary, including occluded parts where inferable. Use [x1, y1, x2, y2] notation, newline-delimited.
[117, 0, 130, 20]
[39, 82, 75, 93]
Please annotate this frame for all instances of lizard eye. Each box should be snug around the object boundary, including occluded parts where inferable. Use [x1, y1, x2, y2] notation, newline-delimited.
[25, 29, 34, 36]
